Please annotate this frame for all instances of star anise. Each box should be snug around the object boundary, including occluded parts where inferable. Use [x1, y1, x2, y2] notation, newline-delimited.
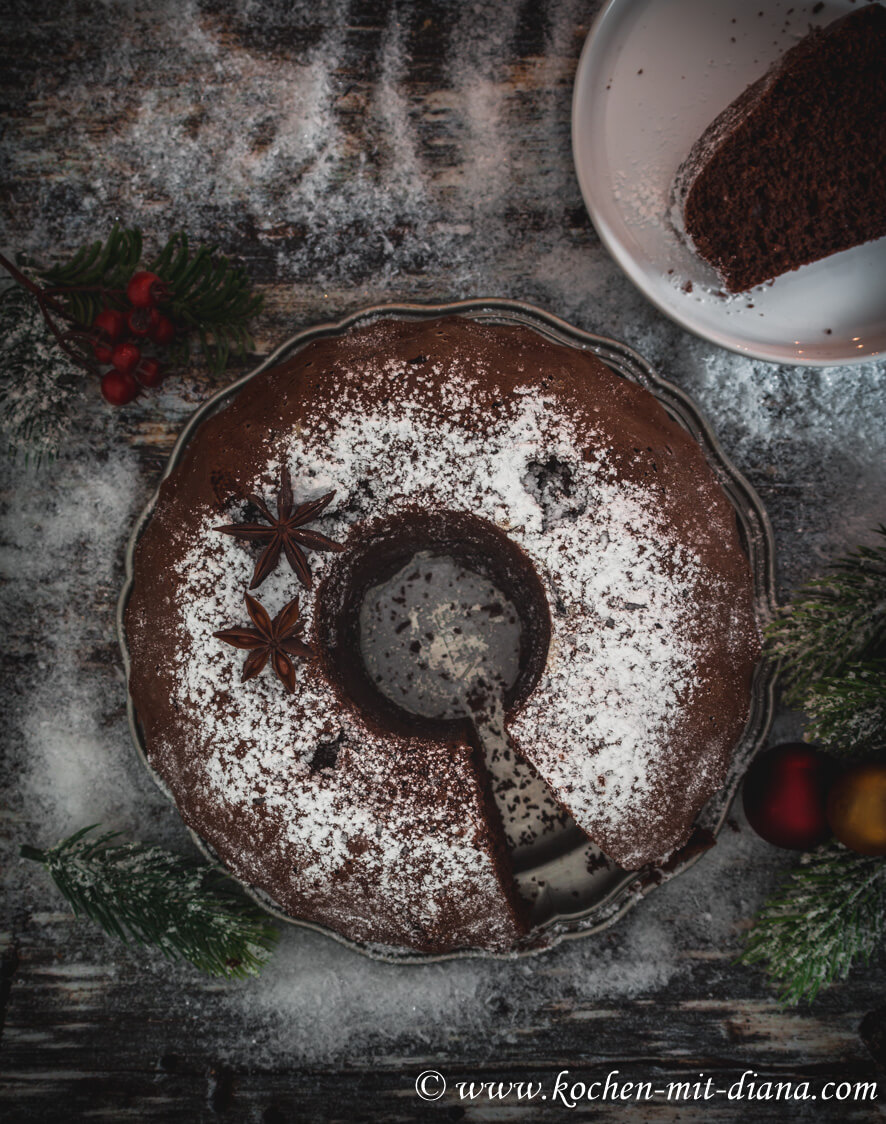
[216, 466, 345, 589]
[214, 592, 314, 693]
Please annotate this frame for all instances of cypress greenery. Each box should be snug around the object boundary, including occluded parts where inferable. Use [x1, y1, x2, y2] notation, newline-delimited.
[740, 847, 886, 1005]
[39, 225, 143, 326]
[766, 527, 886, 701]
[21, 826, 278, 979]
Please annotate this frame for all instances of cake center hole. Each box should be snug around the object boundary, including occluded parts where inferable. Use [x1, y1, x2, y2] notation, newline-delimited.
[359, 551, 522, 722]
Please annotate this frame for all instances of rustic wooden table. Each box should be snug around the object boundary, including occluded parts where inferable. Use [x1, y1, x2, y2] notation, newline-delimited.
[1, 1, 884, 1121]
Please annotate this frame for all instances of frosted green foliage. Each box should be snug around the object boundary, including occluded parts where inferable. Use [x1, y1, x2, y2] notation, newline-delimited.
[22, 826, 278, 979]
[803, 662, 886, 759]
[0, 285, 82, 463]
[740, 847, 886, 1005]
[766, 528, 886, 757]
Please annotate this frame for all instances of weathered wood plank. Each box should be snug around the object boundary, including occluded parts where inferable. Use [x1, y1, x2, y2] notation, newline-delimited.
[1, 923, 882, 1121]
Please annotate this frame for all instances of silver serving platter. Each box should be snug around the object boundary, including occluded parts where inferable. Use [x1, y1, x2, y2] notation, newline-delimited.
[117, 298, 778, 964]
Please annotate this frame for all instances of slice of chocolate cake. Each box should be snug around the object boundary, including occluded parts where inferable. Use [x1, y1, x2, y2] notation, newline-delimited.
[674, 6, 886, 293]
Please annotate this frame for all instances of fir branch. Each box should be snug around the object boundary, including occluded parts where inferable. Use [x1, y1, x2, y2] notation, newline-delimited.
[0, 251, 98, 372]
[39, 225, 142, 326]
[739, 847, 886, 1005]
[148, 233, 262, 374]
[766, 528, 886, 702]
[18, 223, 262, 371]
[802, 661, 886, 759]
[0, 285, 83, 463]
[0, 225, 263, 453]
[22, 826, 278, 979]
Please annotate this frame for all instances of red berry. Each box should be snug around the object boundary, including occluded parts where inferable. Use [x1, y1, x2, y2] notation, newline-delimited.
[127, 270, 168, 308]
[150, 314, 176, 346]
[101, 369, 139, 406]
[134, 357, 163, 387]
[111, 341, 141, 375]
[93, 342, 114, 364]
[126, 306, 161, 337]
[742, 744, 834, 850]
[93, 307, 126, 343]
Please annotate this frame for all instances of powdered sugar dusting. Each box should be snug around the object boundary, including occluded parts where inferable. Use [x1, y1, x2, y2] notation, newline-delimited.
[173, 516, 507, 920]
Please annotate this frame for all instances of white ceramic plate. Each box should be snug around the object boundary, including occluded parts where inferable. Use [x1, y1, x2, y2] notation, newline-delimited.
[572, 0, 886, 366]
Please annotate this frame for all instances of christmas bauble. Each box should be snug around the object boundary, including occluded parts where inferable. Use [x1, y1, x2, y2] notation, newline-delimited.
[742, 743, 833, 850]
[827, 763, 886, 856]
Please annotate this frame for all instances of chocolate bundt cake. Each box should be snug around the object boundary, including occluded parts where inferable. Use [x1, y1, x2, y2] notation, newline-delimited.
[674, 6, 886, 292]
[125, 316, 760, 954]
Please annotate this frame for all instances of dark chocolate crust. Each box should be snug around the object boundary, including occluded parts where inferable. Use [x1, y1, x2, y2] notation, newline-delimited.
[675, 6, 886, 292]
[125, 317, 760, 953]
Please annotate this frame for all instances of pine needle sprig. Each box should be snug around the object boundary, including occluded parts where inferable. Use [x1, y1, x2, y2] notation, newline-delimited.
[34, 224, 263, 373]
[39, 225, 143, 326]
[0, 285, 83, 463]
[766, 528, 886, 702]
[148, 233, 262, 373]
[739, 847, 886, 1005]
[765, 527, 886, 757]
[0, 225, 263, 455]
[21, 826, 278, 979]
[802, 660, 886, 759]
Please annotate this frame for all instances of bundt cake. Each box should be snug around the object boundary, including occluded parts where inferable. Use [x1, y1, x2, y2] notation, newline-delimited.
[125, 316, 760, 954]
[673, 6, 886, 292]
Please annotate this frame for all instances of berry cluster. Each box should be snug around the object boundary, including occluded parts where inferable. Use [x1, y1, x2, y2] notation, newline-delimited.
[93, 272, 175, 405]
